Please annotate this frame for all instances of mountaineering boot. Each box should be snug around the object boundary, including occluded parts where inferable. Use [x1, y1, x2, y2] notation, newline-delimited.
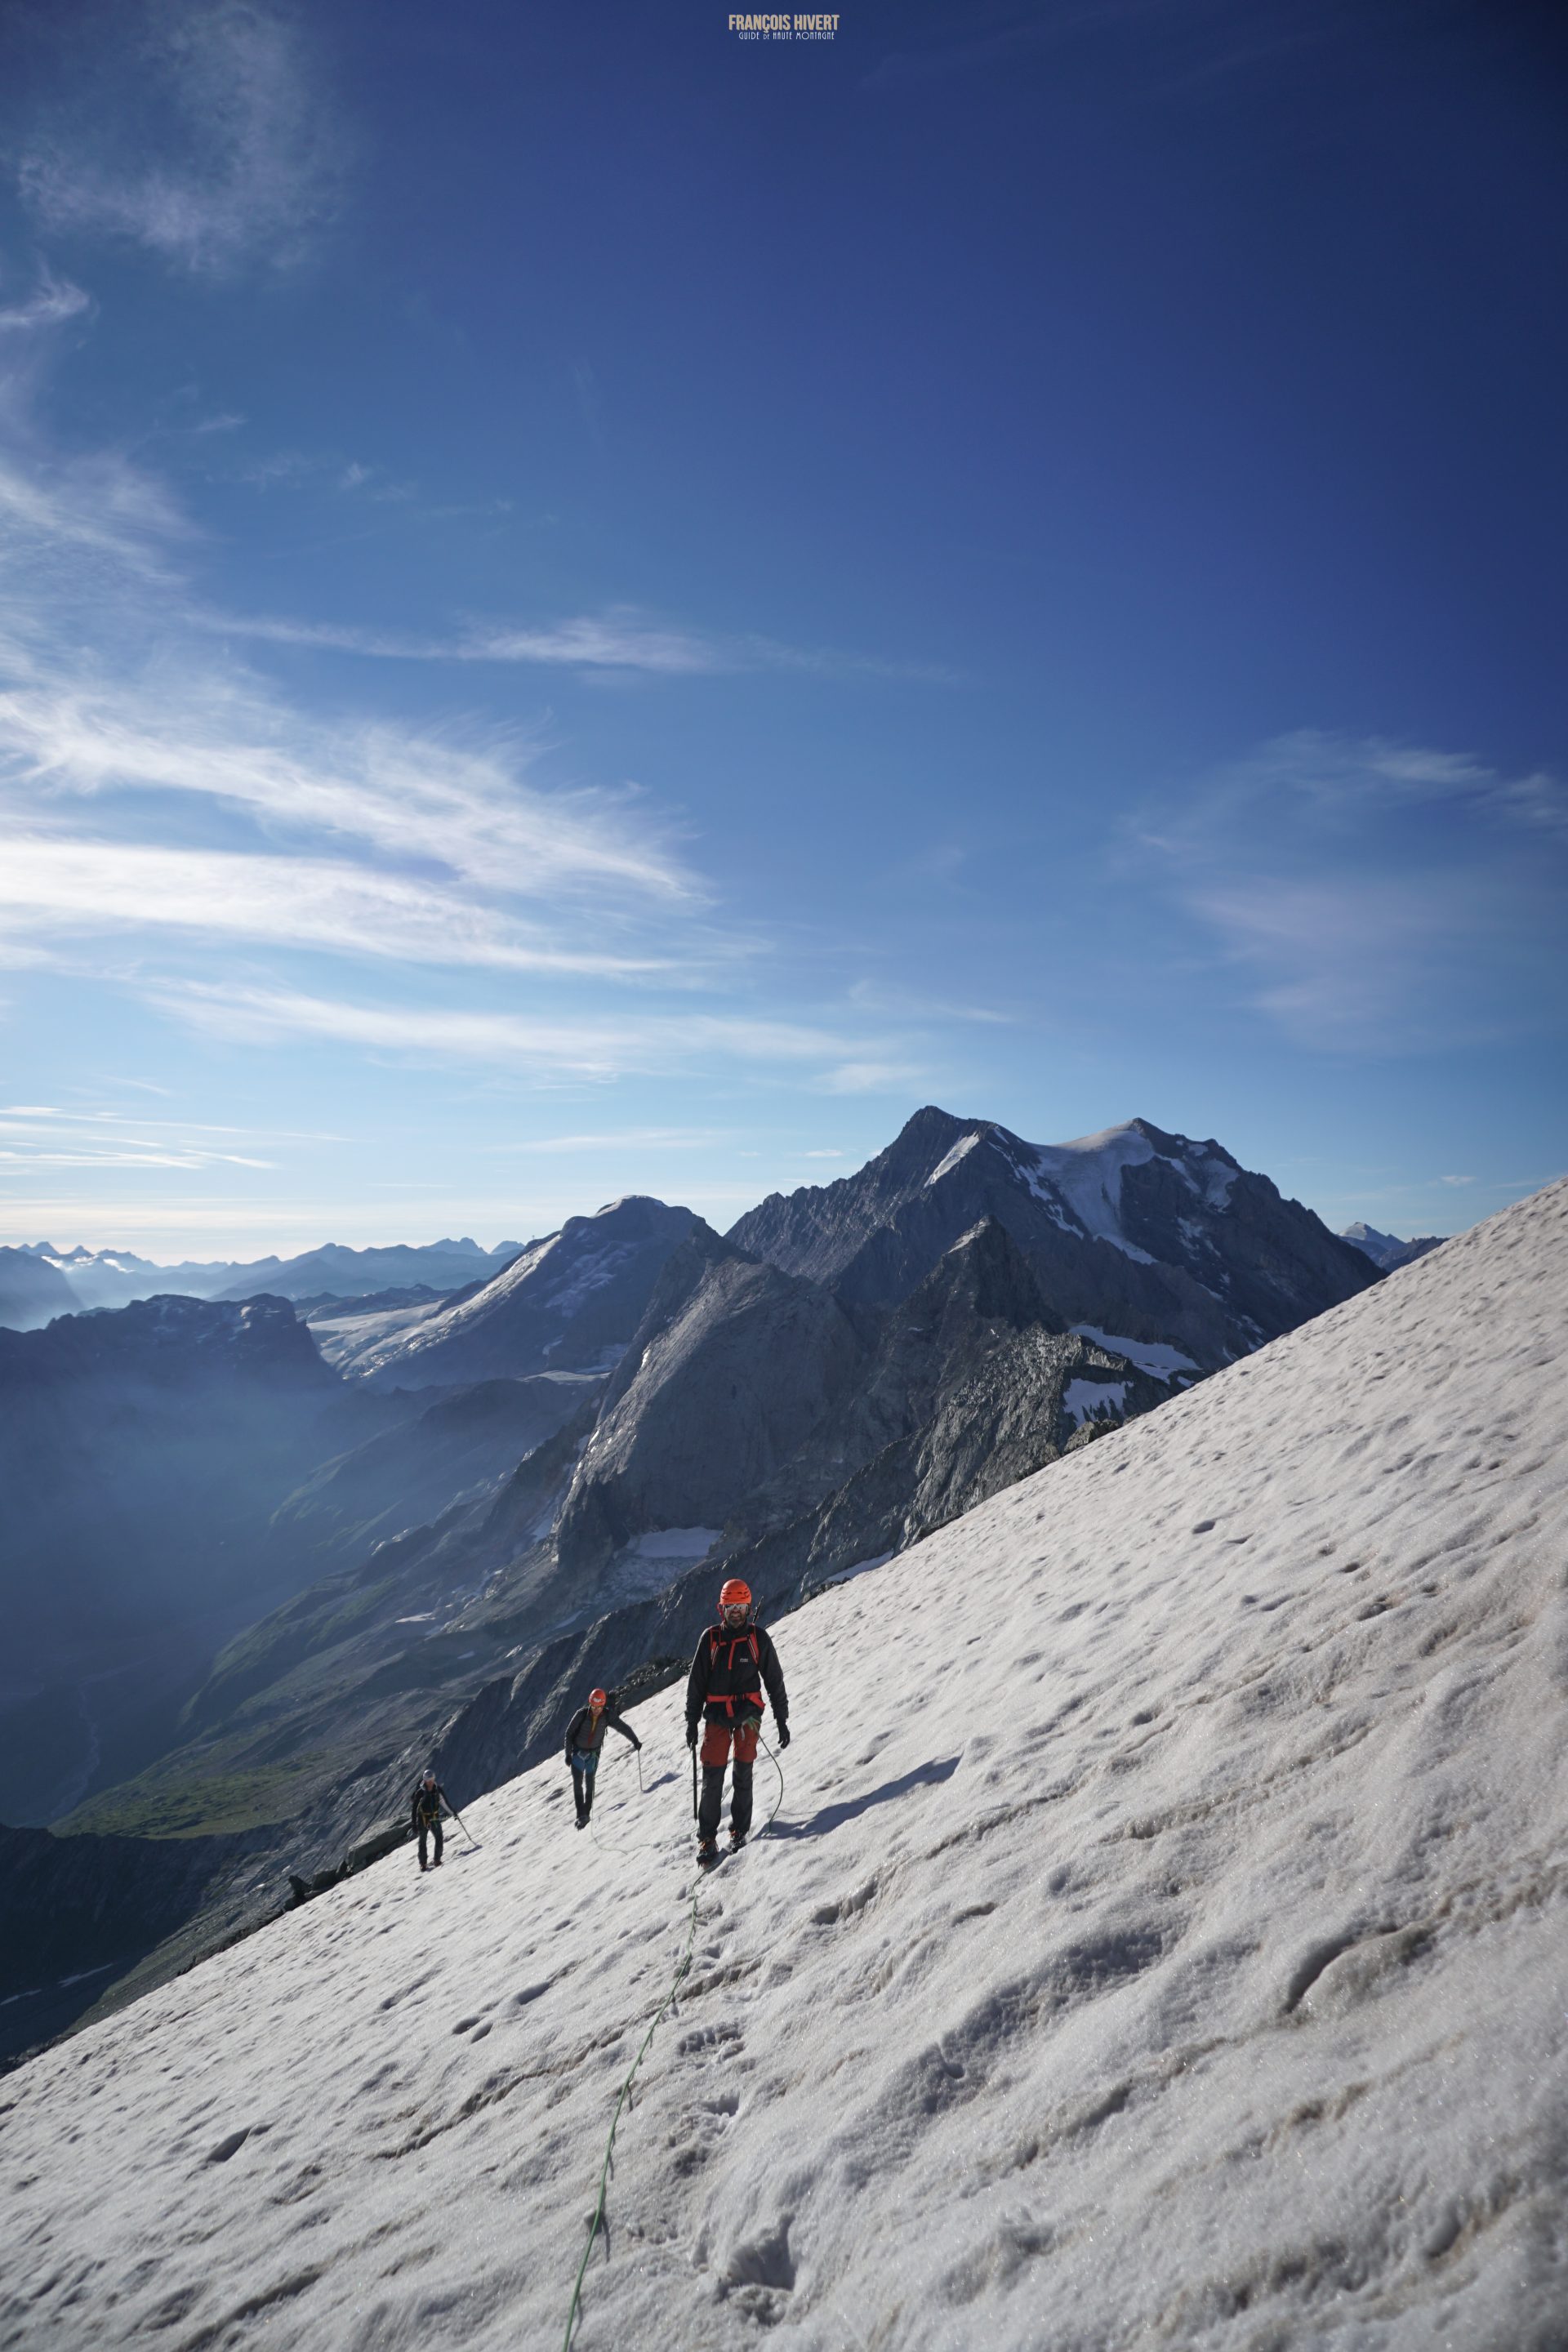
[696, 1836, 719, 1868]
[727, 1829, 747, 1854]
[576, 1813, 588, 1830]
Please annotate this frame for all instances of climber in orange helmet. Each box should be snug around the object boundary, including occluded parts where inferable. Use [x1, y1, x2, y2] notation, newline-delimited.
[563, 1686, 641, 1829]
[684, 1578, 789, 1863]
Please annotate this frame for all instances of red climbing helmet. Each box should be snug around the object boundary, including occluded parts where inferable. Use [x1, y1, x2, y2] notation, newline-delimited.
[589, 1688, 608, 1710]
[718, 1578, 752, 1625]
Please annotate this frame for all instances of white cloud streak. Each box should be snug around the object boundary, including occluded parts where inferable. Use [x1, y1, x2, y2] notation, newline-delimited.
[0, 238, 937, 1109]
[16, 1, 348, 278]
[153, 982, 871, 1080]
[0, 665, 699, 904]
[0, 272, 92, 334]
[203, 604, 957, 684]
[0, 839, 679, 974]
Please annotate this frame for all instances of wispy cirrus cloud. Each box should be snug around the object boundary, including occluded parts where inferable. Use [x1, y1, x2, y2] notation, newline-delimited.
[483, 1129, 733, 1155]
[0, 1102, 276, 1171]
[151, 982, 880, 1083]
[1134, 731, 1568, 1052]
[203, 604, 959, 684]
[206, 605, 728, 675]
[0, 243, 935, 1113]
[0, 665, 698, 904]
[0, 839, 681, 975]
[0, 270, 91, 334]
[15, 0, 348, 278]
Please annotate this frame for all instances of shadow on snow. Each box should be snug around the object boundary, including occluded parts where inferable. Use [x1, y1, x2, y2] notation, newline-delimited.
[768, 1755, 960, 1841]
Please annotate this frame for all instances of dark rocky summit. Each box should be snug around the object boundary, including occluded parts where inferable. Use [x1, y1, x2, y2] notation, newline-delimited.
[332, 1196, 703, 1388]
[730, 1107, 1377, 1363]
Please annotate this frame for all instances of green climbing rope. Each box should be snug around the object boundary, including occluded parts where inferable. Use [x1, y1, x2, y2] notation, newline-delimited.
[561, 1878, 702, 2350]
[560, 1727, 786, 2344]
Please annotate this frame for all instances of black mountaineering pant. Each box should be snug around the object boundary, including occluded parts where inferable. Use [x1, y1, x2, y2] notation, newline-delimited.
[417, 1814, 443, 1868]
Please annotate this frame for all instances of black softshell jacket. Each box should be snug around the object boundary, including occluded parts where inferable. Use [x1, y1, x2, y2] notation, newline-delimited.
[685, 1622, 789, 1735]
[564, 1705, 641, 1762]
[410, 1780, 448, 1824]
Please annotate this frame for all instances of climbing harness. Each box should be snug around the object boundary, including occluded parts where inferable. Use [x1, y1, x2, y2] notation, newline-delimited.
[561, 1878, 703, 2350]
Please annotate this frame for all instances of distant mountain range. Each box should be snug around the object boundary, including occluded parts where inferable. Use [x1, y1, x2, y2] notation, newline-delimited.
[1, 1236, 523, 1326]
[1339, 1220, 1446, 1272]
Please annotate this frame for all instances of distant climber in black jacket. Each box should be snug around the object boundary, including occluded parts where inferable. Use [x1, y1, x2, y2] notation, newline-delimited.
[410, 1770, 449, 1871]
[564, 1689, 641, 1828]
[685, 1578, 789, 1860]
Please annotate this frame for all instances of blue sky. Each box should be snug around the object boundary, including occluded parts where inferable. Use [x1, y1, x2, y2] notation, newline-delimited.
[0, 0, 1564, 1260]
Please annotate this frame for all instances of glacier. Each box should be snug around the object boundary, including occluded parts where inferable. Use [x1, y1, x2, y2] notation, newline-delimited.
[2, 1178, 1564, 2349]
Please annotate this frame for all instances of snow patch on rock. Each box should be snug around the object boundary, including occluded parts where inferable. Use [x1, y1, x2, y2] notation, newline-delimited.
[1072, 1325, 1200, 1381]
[1027, 1123, 1160, 1261]
[926, 1130, 984, 1187]
[1062, 1375, 1130, 1423]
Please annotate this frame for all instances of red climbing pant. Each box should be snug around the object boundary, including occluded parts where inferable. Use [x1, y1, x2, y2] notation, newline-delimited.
[698, 1717, 759, 1840]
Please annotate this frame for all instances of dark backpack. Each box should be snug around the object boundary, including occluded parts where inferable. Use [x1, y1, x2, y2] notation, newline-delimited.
[706, 1625, 764, 1715]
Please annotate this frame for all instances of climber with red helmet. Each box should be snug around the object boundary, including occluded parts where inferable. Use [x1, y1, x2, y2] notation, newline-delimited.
[685, 1578, 790, 1863]
[564, 1686, 642, 1829]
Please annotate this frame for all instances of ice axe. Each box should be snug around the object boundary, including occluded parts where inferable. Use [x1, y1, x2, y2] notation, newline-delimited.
[446, 1805, 480, 1851]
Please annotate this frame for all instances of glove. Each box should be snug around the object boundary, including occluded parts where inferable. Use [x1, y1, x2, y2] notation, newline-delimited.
[685, 1725, 698, 1751]
[776, 1724, 791, 1750]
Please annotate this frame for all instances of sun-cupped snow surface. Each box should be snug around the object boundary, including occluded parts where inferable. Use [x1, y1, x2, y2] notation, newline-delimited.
[4, 1182, 1567, 2350]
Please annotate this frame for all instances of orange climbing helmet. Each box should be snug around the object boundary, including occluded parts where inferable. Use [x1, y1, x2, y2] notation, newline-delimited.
[589, 1688, 608, 1710]
[718, 1578, 752, 1619]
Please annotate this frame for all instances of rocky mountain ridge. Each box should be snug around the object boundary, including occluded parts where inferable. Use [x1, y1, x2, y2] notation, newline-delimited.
[730, 1107, 1378, 1363]
[2, 1106, 1391, 2059]
[330, 1195, 703, 1388]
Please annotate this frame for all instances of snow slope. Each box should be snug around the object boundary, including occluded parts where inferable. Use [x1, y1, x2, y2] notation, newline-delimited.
[4, 1183, 1566, 2350]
